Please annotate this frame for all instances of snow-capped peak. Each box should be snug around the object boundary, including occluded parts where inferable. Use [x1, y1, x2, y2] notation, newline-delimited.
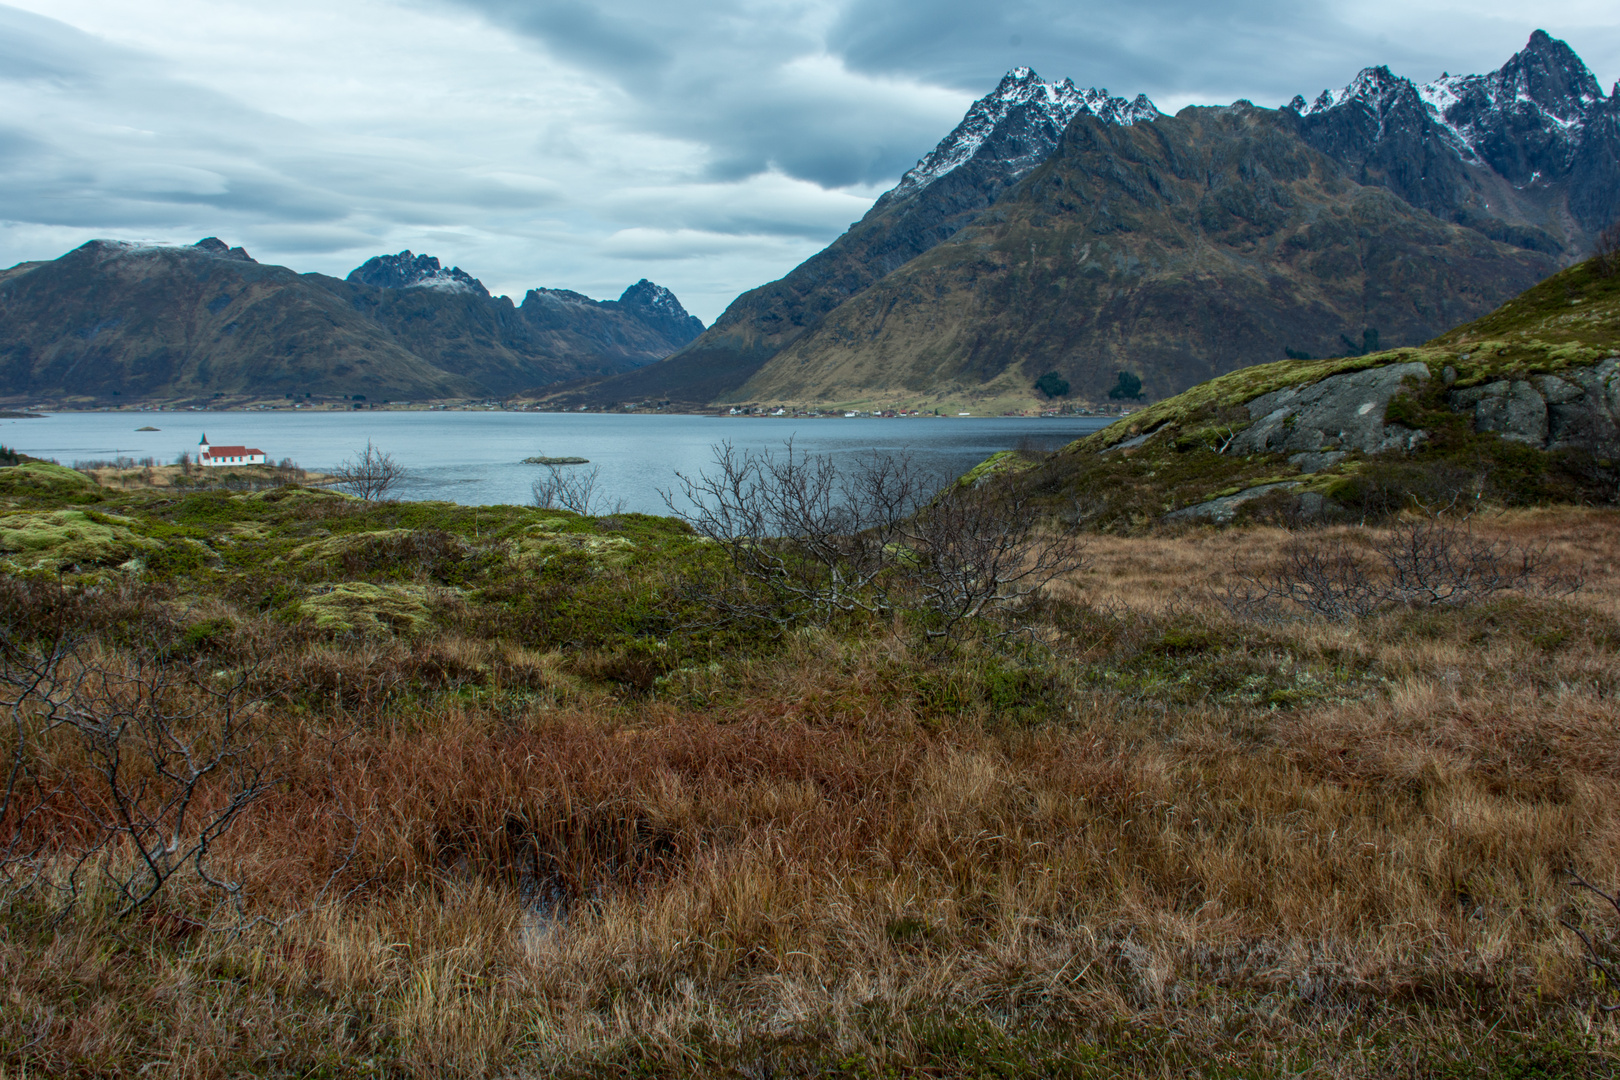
[1301, 65, 1412, 116]
[1414, 32, 1606, 163]
[618, 279, 689, 319]
[1297, 31, 1608, 170]
[889, 68, 1161, 200]
[346, 251, 488, 296]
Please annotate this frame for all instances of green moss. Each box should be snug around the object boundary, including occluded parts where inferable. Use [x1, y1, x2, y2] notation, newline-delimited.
[1016, 258, 1620, 529]
[1068, 350, 1431, 455]
[0, 508, 157, 571]
[298, 581, 437, 636]
[958, 449, 1039, 488]
[0, 462, 104, 507]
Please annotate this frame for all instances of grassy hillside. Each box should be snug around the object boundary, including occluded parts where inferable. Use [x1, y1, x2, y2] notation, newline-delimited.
[738, 106, 1555, 411]
[994, 256, 1620, 530]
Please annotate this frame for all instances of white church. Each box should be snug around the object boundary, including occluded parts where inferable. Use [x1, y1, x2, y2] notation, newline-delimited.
[197, 433, 267, 467]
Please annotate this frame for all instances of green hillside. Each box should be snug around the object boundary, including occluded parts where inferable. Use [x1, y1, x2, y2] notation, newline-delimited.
[1007, 256, 1620, 530]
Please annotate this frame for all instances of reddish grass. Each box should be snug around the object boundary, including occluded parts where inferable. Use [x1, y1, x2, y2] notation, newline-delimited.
[3, 510, 1620, 1076]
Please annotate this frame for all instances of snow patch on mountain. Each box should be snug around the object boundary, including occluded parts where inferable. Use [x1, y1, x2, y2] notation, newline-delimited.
[347, 251, 488, 296]
[890, 68, 1160, 200]
[1298, 29, 1608, 170]
[618, 279, 689, 320]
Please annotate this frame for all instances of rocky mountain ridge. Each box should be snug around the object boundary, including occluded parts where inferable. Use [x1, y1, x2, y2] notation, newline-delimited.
[560, 31, 1618, 411]
[886, 67, 1160, 203]
[347, 251, 488, 295]
[733, 105, 1555, 408]
[1291, 30, 1620, 247]
[0, 239, 704, 403]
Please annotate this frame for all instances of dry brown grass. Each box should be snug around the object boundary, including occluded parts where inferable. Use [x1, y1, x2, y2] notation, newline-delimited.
[4, 511, 1620, 1076]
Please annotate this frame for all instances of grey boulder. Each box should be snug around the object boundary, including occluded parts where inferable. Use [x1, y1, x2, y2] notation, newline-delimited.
[1448, 358, 1620, 453]
[1228, 362, 1431, 458]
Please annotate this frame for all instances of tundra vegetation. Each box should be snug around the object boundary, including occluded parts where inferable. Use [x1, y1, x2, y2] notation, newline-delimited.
[3, 260, 1620, 1078]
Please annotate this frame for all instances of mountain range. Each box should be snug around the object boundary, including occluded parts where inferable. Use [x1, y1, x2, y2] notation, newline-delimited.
[557, 30, 1617, 410]
[0, 241, 703, 404]
[2, 31, 1613, 410]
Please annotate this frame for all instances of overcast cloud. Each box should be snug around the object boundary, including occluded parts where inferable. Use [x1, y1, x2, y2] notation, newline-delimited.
[1, 0, 1617, 321]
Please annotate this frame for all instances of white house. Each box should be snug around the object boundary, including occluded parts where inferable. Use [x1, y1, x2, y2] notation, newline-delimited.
[197, 433, 266, 467]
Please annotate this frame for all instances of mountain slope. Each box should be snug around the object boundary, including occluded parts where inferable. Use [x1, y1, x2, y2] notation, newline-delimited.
[565, 31, 1616, 410]
[0, 240, 465, 401]
[737, 105, 1556, 406]
[553, 69, 1161, 405]
[0, 241, 703, 403]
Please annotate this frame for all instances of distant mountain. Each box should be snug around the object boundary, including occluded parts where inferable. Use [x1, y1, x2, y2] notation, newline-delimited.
[347, 250, 488, 294]
[557, 68, 1163, 405]
[0, 240, 704, 403]
[558, 31, 1616, 409]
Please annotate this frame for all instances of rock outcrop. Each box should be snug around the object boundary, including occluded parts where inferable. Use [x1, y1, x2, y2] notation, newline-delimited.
[1448, 359, 1620, 451]
[1228, 362, 1432, 469]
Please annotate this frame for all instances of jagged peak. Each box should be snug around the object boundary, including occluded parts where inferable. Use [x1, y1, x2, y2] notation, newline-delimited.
[889, 68, 1160, 201]
[193, 237, 256, 262]
[347, 250, 487, 296]
[618, 279, 691, 319]
[1304, 65, 1418, 116]
[1412, 30, 1607, 167]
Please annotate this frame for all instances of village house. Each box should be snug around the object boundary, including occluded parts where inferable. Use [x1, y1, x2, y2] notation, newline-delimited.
[197, 433, 267, 467]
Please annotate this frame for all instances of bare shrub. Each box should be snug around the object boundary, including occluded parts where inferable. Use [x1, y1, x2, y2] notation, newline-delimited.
[531, 463, 623, 516]
[1, 632, 272, 919]
[1563, 871, 1620, 1012]
[666, 441, 1085, 640]
[1226, 515, 1582, 622]
[331, 441, 406, 501]
[900, 481, 1088, 641]
[666, 440, 925, 627]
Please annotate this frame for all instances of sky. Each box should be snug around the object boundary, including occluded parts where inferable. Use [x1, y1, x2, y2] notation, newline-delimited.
[2, 1, 1618, 323]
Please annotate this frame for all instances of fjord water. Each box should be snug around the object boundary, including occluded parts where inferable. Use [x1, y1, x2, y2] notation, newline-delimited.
[1, 411, 1112, 513]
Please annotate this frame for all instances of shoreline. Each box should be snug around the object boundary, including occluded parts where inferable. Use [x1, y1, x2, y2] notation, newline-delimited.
[3, 403, 1135, 421]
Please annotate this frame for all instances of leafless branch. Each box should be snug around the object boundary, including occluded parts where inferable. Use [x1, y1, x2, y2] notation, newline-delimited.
[664, 441, 1084, 643]
[1562, 870, 1620, 1012]
[900, 481, 1088, 642]
[531, 463, 623, 516]
[2, 620, 274, 921]
[331, 441, 406, 501]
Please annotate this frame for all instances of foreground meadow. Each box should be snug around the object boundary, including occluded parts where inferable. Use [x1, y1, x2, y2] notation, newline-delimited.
[1, 461, 1618, 1077]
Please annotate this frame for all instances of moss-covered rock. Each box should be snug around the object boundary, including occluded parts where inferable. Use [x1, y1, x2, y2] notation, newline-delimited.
[0, 462, 103, 507]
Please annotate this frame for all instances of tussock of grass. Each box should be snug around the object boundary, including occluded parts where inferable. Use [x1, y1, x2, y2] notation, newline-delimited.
[298, 580, 438, 636]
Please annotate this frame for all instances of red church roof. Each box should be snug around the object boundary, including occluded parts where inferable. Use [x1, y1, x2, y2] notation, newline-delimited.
[201, 446, 263, 457]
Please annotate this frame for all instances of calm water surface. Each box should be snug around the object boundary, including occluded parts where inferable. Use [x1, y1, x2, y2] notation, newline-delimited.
[0, 411, 1114, 513]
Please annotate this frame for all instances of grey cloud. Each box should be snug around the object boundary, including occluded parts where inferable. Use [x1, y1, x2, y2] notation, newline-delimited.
[448, 0, 960, 188]
[474, 0, 671, 77]
[827, 0, 1379, 105]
